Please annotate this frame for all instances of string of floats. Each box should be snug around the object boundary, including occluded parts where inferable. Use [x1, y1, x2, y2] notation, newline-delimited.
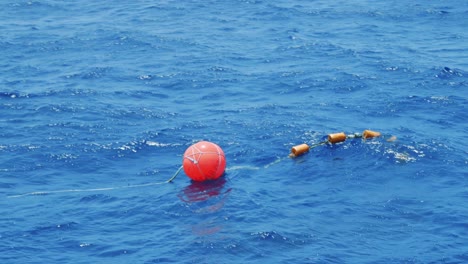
[289, 129, 384, 158]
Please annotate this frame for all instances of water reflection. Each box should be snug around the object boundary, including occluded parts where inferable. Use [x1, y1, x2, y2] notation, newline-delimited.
[178, 177, 231, 237]
[178, 177, 231, 212]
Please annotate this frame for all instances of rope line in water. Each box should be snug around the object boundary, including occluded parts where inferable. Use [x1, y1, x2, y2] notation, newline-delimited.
[7, 166, 183, 198]
[8, 164, 263, 198]
[8, 130, 389, 198]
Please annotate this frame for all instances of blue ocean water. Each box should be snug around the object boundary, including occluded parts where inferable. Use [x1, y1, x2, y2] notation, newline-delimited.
[1, 0, 467, 263]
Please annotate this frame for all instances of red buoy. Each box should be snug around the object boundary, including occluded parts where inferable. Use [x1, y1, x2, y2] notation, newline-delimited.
[182, 141, 226, 181]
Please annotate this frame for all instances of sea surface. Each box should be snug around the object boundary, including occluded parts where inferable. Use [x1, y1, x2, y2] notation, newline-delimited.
[1, 1, 467, 263]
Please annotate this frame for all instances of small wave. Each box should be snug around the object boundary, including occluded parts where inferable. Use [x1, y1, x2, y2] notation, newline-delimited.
[26, 222, 79, 236]
[435, 66, 465, 79]
[0, 91, 23, 99]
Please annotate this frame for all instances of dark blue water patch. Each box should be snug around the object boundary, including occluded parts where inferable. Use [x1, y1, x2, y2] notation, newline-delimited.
[2, 64, 58, 88]
[79, 193, 118, 204]
[97, 248, 136, 258]
[113, 89, 170, 100]
[62, 66, 115, 80]
[25, 221, 79, 236]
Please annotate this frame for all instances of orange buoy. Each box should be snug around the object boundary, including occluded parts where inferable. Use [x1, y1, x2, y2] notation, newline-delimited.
[183, 141, 226, 181]
[328, 132, 347, 144]
[290, 143, 310, 157]
[362, 130, 381, 139]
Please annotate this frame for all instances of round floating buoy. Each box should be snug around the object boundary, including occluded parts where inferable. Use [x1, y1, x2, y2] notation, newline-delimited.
[182, 141, 226, 182]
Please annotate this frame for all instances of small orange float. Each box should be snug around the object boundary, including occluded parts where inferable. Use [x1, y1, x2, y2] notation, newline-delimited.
[328, 132, 347, 144]
[290, 143, 310, 157]
[362, 129, 381, 139]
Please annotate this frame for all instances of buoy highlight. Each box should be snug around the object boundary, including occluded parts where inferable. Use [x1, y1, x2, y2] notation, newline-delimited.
[183, 141, 226, 182]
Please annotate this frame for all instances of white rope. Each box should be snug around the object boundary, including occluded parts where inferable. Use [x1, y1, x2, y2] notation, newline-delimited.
[8, 166, 183, 198]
